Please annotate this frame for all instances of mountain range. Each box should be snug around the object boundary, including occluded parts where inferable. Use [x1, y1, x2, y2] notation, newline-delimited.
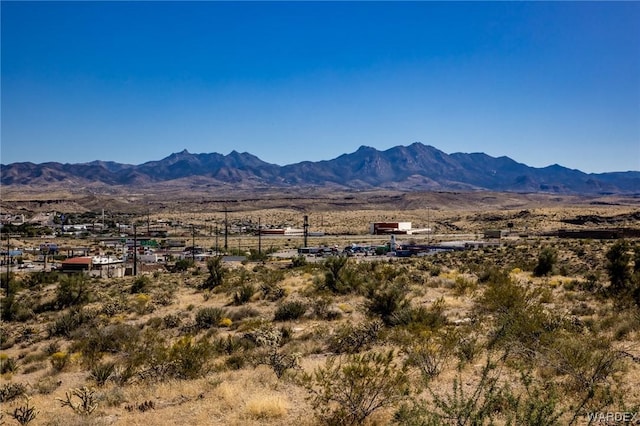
[1, 143, 638, 194]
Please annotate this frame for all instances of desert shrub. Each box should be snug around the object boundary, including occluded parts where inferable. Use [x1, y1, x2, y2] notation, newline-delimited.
[395, 365, 564, 426]
[0, 326, 13, 349]
[311, 296, 343, 320]
[233, 283, 256, 305]
[534, 247, 558, 277]
[34, 376, 61, 395]
[130, 275, 150, 294]
[0, 354, 18, 374]
[546, 335, 621, 396]
[1, 294, 34, 322]
[22, 362, 46, 375]
[453, 331, 481, 365]
[201, 256, 226, 290]
[22, 271, 59, 288]
[214, 334, 254, 355]
[403, 358, 508, 425]
[56, 273, 91, 308]
[167, 336, 213, 379]
[302, 350, 410, 426]
[153, 289, 176, 306]
[261, 282, 286, 301]
[44, 341, 61, 356]
[0, 382, 27, 402]
[48, 307, 95, 338]
[72, 323, 140, 366]
[476, 268, 559, 352]
[228, 306, 261, 321]
[146, 316, 163, 329]
[50, 351, 70, 372]
[606, 240, 632, 293]
[274, 300, 307, 321]
[319, 256, 355, 294]
[100, 296, 128, 316]
[173, 258, 194, 272]
[400, 299, 448, 332]
[365, 281, 410, 326]
[328, 320, 383, 354]
[605, 240, 640, 308]
[162, 313, 183, 328]
[453, 276, 477, 296]
[570, 302, 595, 317]
[291, 255, 307, 268]
[402, 334, 449, 382]
[89, 362, 115, 386]
[112, 364, 138, 386]
[195, 307, 227, 329]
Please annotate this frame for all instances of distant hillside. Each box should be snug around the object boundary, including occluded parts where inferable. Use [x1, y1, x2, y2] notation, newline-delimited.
[1, 142, 638, 194]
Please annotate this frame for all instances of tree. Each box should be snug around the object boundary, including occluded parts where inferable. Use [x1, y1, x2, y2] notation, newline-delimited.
[533, 247, 557, 277]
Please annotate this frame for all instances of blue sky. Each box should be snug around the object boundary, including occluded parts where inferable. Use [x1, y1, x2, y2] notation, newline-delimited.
[2, 1, 639, 173]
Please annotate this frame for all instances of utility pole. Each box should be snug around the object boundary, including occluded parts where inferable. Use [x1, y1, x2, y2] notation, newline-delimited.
[258, 217, 262, 255]
[192, 225, 196, 263]
[133, 224, 137, 276]
[427, 207, 430, 244]
[215, 226, 219, 254]
[303, 215, 309, 248]
[224, 207, 228, 252]
[5, 234, 10, 297]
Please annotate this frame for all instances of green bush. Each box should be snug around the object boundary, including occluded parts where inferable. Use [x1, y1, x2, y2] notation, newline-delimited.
[48, 308, 95, 338]
[72, 323, 140, 365]
[328, 320, 383, 354]
[89, 362, 115, 386]
[195, 307, 227, 329]
[0, 294, 34, 322]
[319, 256, 355, 294]
[173, 258, 194, 272]
[534, 247, 558, 277]
[365, 281, 410, 326]
[274, 300, 307, 321]
[167, 336, 213, 380]
[56, 274, 91, 308]
[302, 350, 409, 426]
[0, 355, 18, 374]
[233, 283, 256, 305]
[201, 256, 226, 290]
[394, 361, 564, 426]
[291, 255, 307, 268]
[130, 276, 150, 294]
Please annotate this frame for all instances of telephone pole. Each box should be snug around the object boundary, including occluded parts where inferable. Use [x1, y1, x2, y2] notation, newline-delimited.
[192, 225, 196, 263]
[133, 224, 137, 276]
[224, 207, 228, 252]
[258, 217, 262, 255]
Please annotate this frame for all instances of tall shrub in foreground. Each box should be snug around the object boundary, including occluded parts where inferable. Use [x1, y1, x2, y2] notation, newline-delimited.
[201, 256, 226, 290]
[302, 350, 409, 426]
